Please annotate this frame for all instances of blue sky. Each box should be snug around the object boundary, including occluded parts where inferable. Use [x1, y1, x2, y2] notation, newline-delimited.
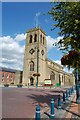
[1, 2, 72, 73]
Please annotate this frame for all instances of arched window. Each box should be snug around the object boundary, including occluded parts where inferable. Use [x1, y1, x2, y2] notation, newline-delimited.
[29, 35, 32, 43]
[34, 34, 37, 42]
[43, 37, 44, 44]
[2, 73, 4, 78]
[40, 34, 42, 43]
[50, 72, 55, 80]
[59, 74, 61, 85]
[64, 75, 65, 83]
[30, 61, 34, 71]
[62, 75, 63, 82]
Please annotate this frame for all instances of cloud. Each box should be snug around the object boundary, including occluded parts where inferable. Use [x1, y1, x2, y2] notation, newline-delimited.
[54, 60, 73, 73]
[1, 34, 25, 70]
[0, 33, 64, 71]
[63, 67, 73, 73]
[54, 60, 61, 65]
[46, 36, 63, 51]
[14, 33, 26, 41]
[46, 36, 56, 51]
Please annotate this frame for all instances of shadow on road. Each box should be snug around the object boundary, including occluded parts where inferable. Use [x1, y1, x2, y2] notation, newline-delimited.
[26, 93, 59, 108]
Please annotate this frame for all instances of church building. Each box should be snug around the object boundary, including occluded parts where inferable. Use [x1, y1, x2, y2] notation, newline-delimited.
[22, 27, 75, 87]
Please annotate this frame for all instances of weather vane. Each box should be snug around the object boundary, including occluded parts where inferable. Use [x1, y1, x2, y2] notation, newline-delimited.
[35, 12, 40, 28]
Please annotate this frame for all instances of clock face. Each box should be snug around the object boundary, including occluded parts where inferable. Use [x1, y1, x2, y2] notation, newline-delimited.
[41, 50, 44, 55]
[29, 48, 35, 54]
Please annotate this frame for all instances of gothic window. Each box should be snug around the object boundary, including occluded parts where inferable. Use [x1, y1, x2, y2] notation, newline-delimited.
[34, 34, 37, 42]
[64, 75, 65, 83]
[40, 34, 42, 43]
[69, 79, 70, 83]
[43, 37, 44, 45]
[50, 72, 55, 80]
[30, 61, 34, 71]
[62, 75, 63, 82]
[29, 35, 33, 43]
[59, 74, 61, 85]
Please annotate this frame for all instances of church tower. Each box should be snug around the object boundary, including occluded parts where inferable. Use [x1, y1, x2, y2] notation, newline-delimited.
[22, 27, 47, 86]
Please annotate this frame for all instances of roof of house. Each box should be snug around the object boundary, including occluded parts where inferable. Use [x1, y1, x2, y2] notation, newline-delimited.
[0, 67, 22, 73]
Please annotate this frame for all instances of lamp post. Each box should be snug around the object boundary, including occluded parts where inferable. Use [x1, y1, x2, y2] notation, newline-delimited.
[76, 66, 80, 103]
[33, 46, 39, 88]
[36, 46, 39, 88]
[34, 31, 40, 88]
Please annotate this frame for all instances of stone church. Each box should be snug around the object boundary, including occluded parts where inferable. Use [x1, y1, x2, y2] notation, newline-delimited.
[22, 27, 75, 87]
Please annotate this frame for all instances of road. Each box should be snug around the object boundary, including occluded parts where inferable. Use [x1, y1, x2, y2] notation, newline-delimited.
[2, 86, 67, 118]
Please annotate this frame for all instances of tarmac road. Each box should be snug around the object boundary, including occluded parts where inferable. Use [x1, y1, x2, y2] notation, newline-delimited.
[2, 86, 67, 118]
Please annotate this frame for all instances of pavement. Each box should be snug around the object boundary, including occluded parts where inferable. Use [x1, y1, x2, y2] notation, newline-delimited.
[1, 85, 80, 119]
[41, 89, 80, 119]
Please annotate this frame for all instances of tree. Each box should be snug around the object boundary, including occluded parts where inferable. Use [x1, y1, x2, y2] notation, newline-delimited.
[49, 2, 80, 69]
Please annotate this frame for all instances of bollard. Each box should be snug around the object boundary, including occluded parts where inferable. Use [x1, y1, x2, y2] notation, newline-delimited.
[63, 92, 66, 103]
[66, 90, 68, 100]
[72, 86, 74, 92]
[69, 88, 71, 97]
[71, 87, 73, 94]
[50, 98, 55, 119]
[58, 95, 62, 109]
[70, 88, 72, 95]
[72, 86, 75, 93]
[36, 106, 40, 120]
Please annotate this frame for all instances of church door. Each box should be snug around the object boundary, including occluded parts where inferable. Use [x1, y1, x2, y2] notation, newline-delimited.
[30, 77, 34, 86]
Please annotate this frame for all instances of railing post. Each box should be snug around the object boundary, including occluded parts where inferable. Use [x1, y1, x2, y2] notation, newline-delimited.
[36, 106, 40, 120]
[66, 90, 68, 100]
[58, 95, 61, 109]
[70, 88, 72, 95]
[72, 86, 73, 93]
[50, 98, 55, 119]
[63, 92, 66, 103]
[72, 86, 74, 94]
[69, 88, 71, 97]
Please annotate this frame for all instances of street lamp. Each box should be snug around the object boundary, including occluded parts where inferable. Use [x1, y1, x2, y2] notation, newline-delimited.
[33, 73, 40, 88]
[34, 42, 40, 88]
[76, 66, 80, 103]
[36, 47, 39, 88]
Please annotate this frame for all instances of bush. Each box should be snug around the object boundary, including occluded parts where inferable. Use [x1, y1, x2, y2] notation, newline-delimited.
[4, 84, 9, 87]
[17, 84, 23, 88]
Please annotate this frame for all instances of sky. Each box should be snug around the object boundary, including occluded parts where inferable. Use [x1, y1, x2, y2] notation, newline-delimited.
[1, 2, 73, 73]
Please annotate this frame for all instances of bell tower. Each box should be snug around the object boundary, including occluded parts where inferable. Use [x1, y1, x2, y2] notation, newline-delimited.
[22, 27, 47, 86]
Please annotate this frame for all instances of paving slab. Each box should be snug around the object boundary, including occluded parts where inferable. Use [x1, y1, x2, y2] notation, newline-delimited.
[41, 90, 80, 119]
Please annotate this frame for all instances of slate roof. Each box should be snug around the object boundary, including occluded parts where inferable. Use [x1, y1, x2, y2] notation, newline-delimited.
[0, 67, 22, 73]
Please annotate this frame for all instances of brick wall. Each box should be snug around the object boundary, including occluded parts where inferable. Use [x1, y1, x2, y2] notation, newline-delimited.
[0, 70, 15, 84]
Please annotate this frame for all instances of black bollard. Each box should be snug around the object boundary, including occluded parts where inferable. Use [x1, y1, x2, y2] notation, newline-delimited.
[66, 90, 68, 100]
[63, 92, 66, 103]
[58, 95, 62, 109]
